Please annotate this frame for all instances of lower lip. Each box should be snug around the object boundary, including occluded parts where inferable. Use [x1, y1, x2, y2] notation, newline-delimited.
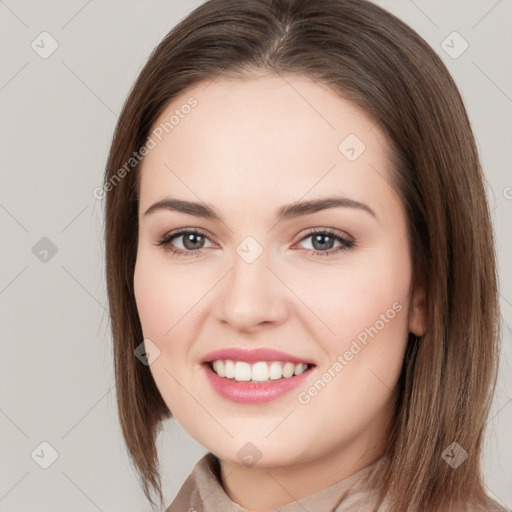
[202, 363, 314, 403]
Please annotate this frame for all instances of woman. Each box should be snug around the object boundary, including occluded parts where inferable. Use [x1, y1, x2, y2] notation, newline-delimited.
[102, 0, 508, 510]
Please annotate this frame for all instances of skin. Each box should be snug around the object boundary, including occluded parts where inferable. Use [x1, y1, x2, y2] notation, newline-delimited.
[133, 72, 426, 511]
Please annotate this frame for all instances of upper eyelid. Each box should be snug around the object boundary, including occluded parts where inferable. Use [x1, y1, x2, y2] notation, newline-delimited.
[158, 228, 215, 244]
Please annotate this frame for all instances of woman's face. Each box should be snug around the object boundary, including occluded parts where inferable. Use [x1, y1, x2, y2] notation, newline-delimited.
[134, 73, 425, 471]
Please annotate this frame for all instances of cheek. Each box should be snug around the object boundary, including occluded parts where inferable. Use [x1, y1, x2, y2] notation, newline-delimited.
[133, 250, 199, 339]
[331, 247, 411, 389]
[133, 252, 198, 409]
[292, 245, 412, 347]
[301, 244, 412, 412]
[133, 258, 166, 339]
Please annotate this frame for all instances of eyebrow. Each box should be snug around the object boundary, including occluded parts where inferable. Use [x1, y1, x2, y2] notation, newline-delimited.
[143, 196, 376, 221]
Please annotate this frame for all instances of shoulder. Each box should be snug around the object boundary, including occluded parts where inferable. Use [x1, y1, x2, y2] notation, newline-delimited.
[164, 453, 214, 512]
[164, 452, 229, 512]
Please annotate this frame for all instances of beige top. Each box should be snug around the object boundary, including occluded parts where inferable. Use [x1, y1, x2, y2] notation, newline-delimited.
[165, 452, 511, 512]
[166, 452, 391, 512]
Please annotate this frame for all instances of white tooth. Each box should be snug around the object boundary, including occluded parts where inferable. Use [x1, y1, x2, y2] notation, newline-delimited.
[215, 360, 307, 381]
[215, 360, 226, 377]
[294, 363, 306, 376]
[282, 362, 295, 378]
[251, 361, 269, 382]
[269, 361, 283, 380]
[234, 361, 251, 381]
[225, 360, 235, 379]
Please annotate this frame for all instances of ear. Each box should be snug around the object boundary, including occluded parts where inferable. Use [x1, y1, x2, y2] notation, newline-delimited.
[408, 283, 427, 336]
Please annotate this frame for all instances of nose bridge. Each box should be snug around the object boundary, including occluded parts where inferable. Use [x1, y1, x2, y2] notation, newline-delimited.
[215, 237, 287, 330]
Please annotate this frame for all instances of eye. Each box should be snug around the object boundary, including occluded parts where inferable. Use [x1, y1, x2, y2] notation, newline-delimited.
[155, 227, 355, 257]
[296, 228, 355, 256]
[155, 229, 214, 256]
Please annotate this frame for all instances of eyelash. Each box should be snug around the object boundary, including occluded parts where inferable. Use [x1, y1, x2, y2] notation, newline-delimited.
[155, 228, 355, 258]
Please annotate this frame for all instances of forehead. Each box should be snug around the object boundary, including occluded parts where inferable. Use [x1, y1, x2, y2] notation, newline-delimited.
[138, 73, 397, 220]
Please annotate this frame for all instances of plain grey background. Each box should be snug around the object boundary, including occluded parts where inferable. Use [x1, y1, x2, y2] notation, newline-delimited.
[1, 0, 511, 510]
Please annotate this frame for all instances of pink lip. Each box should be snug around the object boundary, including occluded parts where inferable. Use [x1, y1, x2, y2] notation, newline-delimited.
[201, 363, 315, 404]
[200, 347, 313, 365]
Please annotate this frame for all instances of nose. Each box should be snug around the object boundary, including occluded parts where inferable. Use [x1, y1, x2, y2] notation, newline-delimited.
[214, 248, 289, 333]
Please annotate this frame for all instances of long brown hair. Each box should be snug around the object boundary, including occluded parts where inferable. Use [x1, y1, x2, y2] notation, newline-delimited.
[102, 0, 503, 510]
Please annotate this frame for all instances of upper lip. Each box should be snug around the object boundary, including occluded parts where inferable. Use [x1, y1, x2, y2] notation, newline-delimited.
[200, 347, 315, 365]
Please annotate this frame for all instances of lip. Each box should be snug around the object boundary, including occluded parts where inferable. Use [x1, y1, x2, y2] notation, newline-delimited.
[200, 347, 314, 365]
[201, 362, 315, 404]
